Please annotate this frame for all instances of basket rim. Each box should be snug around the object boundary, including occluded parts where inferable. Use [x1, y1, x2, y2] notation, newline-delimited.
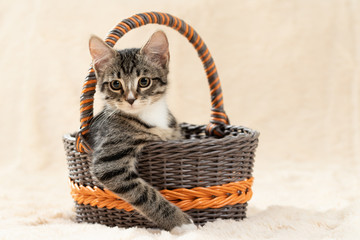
[64, 123, 259, 145]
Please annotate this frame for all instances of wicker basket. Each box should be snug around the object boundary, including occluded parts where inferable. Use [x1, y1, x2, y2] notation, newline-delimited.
[63, 12, 259, 229]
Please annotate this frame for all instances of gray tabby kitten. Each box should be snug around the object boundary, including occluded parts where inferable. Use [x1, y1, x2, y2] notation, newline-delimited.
[87, 31, 192, 231]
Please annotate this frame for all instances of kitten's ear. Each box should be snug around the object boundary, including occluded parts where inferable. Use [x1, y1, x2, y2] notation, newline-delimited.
[140, 31, 169, 68]
[89, 35, 116, 72]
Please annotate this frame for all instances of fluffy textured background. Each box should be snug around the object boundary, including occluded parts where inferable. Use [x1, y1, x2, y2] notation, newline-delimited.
[0, 0, 359, 239]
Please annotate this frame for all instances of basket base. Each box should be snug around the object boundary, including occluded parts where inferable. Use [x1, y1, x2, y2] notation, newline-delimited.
[75, 203, 248, 229]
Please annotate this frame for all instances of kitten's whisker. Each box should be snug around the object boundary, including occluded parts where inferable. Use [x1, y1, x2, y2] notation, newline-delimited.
[97, 108, 118, 130]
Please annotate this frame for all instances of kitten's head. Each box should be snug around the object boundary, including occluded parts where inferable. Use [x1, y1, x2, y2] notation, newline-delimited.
[89, 31, 170, 114]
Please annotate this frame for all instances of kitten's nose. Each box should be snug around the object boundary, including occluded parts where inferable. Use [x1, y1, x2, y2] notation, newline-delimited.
[126, 91, 137, 105]
[126, 98, 136, 105]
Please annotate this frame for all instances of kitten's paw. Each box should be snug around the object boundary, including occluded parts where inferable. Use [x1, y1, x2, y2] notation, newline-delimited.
[170, 220, 197, 235]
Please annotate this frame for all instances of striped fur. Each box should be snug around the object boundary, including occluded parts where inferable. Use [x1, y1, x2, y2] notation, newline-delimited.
[87, 31, 192, 230]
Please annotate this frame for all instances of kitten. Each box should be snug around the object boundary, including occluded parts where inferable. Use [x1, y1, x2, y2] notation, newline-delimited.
[87, 31, 192, 231]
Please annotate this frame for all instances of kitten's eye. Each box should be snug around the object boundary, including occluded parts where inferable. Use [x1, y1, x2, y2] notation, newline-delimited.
[110, 80, 122, 90]
[138, 77, 151, 88]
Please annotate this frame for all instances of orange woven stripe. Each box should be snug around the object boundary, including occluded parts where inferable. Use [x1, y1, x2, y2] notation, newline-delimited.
[164, 13, 170, 25]
[80, 116, 92, 123]
[82, 87, 96, 94]
[108, 33, 120, 39]
[202, 52, 212, 63]
[120, 22, 131, 31]
[200, 48, 209, 60]
[183, 22, 189, 36]
[211, 117, 226, 123]
[82, 129, 89, 135]
[211, 92, 223, 105]
[214, 99, 224, 109]
[134, 14, 145, 25]
[76, 135, 81, 150]
[114, 26, 126, 34]
[129, 17, 140, 27]
[149, 12, 157, 23]
[210, 82, 221, 95]
[205, 123, 211, 132]
[196, 40, 204, 51]
[80, 105, 92, 113]
[84, 80, 97, 86]
[144, 12, 153, 23]
[158, 12, 166, 24]
[105, 39, 116, 45]
[89, 68, 95, 73]
[205, 62, 215, 72]
[176, 18, 182, 30]
[79, 143, 84, 152]
[209, 76, 219, 88]
[193, 35, 200, 47]
[207, 67, 217, 78]
[212, 111, 228, 119]
[80, 99, 94, 106]
[70, 178, 253, 212]
[187, 27, 194, 40]
[172, 16, 178, 28]
[212, 112, 229, 124]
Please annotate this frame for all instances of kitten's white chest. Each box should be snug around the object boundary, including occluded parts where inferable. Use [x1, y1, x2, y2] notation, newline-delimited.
[137, 98, 169, 129]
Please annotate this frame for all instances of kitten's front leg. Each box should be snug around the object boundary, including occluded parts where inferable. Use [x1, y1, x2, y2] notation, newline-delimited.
[92, 149, 193, 231]
[149, 127, 181, 141]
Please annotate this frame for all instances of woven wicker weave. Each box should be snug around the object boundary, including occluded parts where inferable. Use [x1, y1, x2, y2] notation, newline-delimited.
[63, 12, 259, 229]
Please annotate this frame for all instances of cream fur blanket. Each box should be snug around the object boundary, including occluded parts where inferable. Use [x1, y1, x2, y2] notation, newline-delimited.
[0, 0, 359, 239]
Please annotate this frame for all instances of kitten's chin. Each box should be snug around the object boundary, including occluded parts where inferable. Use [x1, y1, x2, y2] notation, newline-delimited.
[123, 108, 142, 115]
[118, 104, 145, 115]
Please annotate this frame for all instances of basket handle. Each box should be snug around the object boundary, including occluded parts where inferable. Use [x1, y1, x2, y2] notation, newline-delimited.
[76, 12, 230, 153]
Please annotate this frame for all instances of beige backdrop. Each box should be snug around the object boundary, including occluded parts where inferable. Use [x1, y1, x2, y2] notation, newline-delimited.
[0, 0, 359, 239]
